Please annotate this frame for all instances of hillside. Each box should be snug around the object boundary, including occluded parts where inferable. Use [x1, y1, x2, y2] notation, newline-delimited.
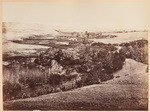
[2, 22, 58, 41]
[3, 58, 148, 110]
[103, 59, 148, 86]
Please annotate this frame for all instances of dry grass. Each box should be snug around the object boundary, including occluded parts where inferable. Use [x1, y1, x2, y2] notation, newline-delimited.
[4, 84, 148, 110]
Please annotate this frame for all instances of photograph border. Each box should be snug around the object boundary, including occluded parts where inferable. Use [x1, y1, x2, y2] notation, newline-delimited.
[0, 0, 149, 112]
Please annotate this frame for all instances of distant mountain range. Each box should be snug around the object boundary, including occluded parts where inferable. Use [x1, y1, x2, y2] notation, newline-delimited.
[2, 22, 59, 40]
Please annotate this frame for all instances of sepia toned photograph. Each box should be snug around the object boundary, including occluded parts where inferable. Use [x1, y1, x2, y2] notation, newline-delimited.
[2, 0, 149, 111]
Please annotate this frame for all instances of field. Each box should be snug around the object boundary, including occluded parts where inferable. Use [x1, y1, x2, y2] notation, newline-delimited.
[90, 31, 148, 44]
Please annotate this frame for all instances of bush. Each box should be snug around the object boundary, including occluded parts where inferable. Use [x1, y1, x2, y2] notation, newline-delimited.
[3, 81, 21, 101]
[99, 73, 114, 81]
[119, 39, 148, 64]
[26, 76, 44, 88]
[47, 74, 62, 86]
[84, 73, 100, 85]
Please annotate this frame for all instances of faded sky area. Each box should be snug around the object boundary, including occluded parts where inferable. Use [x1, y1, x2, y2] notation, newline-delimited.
[2, 1, 149, 31]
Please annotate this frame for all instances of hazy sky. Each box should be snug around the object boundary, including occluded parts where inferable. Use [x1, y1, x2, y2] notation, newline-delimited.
[2, 1, 149, 31]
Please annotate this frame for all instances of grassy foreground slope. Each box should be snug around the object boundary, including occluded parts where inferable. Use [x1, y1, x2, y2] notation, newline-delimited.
[3, 59, 148, 110]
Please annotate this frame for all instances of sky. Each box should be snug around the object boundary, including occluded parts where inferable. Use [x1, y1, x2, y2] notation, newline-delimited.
[2, 1, 149, 31]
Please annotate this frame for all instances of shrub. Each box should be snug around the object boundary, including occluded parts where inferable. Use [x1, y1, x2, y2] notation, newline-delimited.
[84, 73, 100, 85]
[47, 74, 62, 86]
[3, 81, 21, 101]
[119, 39, 148, 64]
[26, 76, 44, 88]
[99, 73, 114, 81]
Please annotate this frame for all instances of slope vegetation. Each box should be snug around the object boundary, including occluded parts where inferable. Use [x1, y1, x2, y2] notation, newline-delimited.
[4, 59, 148, 110]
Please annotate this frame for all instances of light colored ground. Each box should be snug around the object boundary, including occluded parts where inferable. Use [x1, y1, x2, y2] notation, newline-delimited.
[3, 59, 148, 110]
[3, 41, 49, 54]
[90, 32, 148, 44]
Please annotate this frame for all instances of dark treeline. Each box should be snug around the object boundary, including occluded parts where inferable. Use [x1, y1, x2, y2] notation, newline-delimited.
[119, 39, 148, 64]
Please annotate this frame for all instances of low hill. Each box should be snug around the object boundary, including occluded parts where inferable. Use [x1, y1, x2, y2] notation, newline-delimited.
[2, 22, 59, 41]
[3, 59, 148, 110]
